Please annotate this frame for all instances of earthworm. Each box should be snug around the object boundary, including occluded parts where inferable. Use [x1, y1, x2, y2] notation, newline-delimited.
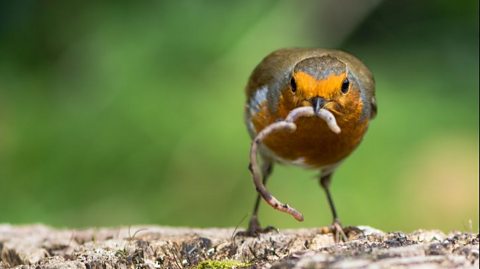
[249, 107, 341, 221]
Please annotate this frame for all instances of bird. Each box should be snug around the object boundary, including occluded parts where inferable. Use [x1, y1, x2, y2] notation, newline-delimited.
[243, 48, 377, 239]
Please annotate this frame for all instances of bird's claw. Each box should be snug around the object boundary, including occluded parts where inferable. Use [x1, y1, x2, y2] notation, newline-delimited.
[235, 216, 279, 237]
[320, 220, 364, 242]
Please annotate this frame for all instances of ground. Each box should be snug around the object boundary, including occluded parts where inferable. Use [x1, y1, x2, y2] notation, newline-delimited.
[0, 225, 478, 268]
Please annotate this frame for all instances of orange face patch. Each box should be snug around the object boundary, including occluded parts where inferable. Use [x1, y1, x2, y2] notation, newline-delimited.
[293, 71, 347, 100]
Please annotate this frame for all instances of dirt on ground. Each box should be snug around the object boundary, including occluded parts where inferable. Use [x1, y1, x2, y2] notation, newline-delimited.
[0, 225, 478, 269]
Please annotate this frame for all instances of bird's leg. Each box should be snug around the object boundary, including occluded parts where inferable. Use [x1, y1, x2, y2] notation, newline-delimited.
[238, 162, 277, 236]
[319, 173, 348, 242]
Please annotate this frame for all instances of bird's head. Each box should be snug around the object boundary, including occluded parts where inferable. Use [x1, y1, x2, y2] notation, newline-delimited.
[284, 55, 364, 119]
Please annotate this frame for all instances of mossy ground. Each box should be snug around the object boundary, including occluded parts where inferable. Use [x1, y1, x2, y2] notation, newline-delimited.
[195, 260, 250, 269]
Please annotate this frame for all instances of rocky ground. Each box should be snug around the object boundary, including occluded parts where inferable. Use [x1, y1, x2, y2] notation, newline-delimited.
[0, 225, 478, 269]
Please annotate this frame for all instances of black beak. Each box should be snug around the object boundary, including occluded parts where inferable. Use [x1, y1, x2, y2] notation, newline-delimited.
[311, 97, 326, 114]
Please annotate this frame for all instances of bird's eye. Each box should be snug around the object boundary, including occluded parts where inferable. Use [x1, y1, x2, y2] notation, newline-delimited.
[341, 78, 350, 94]
[290, 77, 297, 93]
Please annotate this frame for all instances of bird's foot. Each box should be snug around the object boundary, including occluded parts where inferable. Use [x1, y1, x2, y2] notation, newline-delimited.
[320, 220, 363, 242]
[235, 216, 278, 237]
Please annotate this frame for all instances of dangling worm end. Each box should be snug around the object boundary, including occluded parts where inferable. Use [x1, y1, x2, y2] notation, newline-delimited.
[294, 213, 304, 222]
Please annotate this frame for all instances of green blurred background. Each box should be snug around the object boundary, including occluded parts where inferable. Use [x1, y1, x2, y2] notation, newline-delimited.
[0, 0, 478, 233]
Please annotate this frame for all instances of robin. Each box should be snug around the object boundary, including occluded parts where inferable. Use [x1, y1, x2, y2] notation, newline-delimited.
[243, 48, 377, 239]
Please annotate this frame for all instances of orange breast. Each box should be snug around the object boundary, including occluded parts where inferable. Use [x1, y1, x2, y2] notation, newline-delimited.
[251, 103, 369, 168]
